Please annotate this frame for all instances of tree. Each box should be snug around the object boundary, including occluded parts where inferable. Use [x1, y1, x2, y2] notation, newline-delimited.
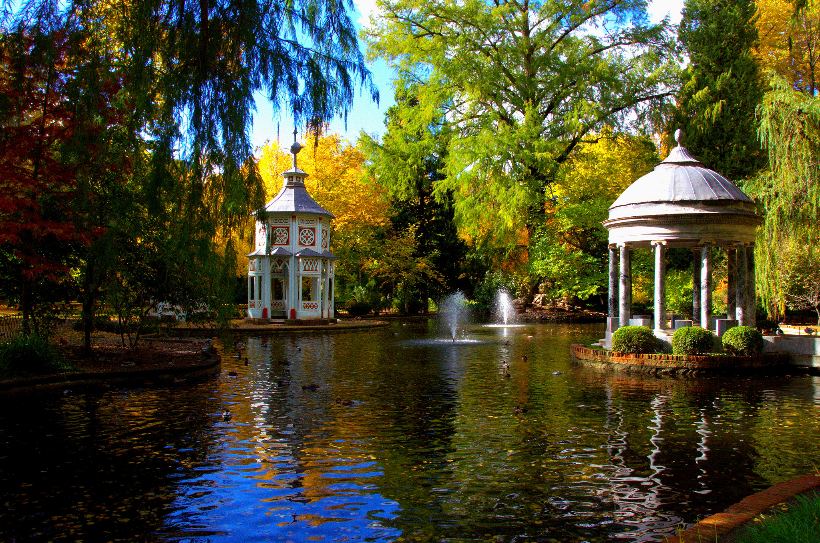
[781, 243, 820, 325]
[674, 0, 765, 180]
[2, 0, 377, 345]
[0, 30, 89, 335]
[755, 0, 819, 95]
[366, 0, 678, 249]
[360, 86, 469, 309]
[747, 75, 819, 317]
[529, 129, 657, 302]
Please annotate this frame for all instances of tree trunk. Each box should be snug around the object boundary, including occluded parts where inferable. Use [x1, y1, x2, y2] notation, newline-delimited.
[20, 278, 32, 336]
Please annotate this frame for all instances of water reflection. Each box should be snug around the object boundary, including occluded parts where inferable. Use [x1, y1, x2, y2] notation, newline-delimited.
[0, 323, 819, 542]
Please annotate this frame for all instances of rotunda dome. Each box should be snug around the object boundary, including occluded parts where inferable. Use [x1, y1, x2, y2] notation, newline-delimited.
[604, 131, 761, 246]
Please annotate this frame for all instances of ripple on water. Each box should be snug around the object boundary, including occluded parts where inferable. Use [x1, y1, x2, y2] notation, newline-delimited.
[1, 324, 820, 542]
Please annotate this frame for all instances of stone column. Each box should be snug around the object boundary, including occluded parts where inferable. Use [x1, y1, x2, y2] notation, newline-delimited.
[747, 244, 756, 326]
[619, 243, 632, 327]
[700, 245, 712, 329]
[653, 241, 666, 330]
[608, 245, 618, 320]
[736, 244, 747, 325]
[726, 247, 737, 319]
[692, 248, 701, 322]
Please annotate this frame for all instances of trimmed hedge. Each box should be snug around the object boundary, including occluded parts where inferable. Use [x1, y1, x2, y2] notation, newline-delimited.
[722, 326, 765, 356]
[611, 326, 662, 354]
[672, 326, 716, 355]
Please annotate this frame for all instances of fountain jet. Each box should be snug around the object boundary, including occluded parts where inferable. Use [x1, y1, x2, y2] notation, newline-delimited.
[440, 291, 468, 341]
[494, 289, 517, 326]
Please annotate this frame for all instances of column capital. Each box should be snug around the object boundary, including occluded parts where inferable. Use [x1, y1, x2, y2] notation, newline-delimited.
[650, 240, 667, 247]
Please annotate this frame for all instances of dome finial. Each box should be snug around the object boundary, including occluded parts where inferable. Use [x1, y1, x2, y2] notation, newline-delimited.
[674, 128, 682, 146]
[290, 127, 303, 169]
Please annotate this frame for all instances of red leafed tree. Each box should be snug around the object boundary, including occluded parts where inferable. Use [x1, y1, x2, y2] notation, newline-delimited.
[0, 31, 89, 334]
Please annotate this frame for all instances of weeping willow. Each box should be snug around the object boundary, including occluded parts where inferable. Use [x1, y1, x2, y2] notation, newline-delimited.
[747, 76, 820, 318]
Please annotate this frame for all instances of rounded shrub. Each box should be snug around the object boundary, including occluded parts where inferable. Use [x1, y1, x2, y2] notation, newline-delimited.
[671, 326, 717, 355]
[345, 299, 372, 317]
[611, 326, 662, 354]
[722, 326, 765, 356]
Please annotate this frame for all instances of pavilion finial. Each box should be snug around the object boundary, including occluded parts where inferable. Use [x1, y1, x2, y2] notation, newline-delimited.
[674, 128, 682, 146]
[289, 128, 303, 169]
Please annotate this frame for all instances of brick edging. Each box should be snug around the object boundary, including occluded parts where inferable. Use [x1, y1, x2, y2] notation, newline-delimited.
[570, 344, 791, 374]
[663, 474, 820, 542]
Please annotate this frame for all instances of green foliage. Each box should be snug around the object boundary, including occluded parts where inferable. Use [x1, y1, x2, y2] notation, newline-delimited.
[665, 269, 694, 318]
[359, 90, 468, 312]
[747, 76, 820, 318]
[345, 299, 373, 317]
[674, 0, 765, 179]
[611, 326, 663, 354]
[530, 131, 658, 302]
[0, 334, 69, 377]
[734, 492, 820, 543]
[366, 0, 678, 252]
[671, 326, 717, 355]
[472, 271, 522, 314]
[722, 326, 765, 356]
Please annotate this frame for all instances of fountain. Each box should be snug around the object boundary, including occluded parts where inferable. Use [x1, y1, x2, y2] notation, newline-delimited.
[486, 289, 525, 329]
[440, 291, 468, 341]
[495, 289, 516, 325]
[401, 291, 485, 346]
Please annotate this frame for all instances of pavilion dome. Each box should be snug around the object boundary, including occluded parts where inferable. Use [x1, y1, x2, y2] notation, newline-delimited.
[604, 131, 761, 246]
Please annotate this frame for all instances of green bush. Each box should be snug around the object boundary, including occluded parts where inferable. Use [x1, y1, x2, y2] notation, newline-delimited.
[722, 326, 765, 356]
[672, 326, 717, 355]
[611, 326, 662, 354]
[345, 299, 372, 317]
[0, 334, 69, 377]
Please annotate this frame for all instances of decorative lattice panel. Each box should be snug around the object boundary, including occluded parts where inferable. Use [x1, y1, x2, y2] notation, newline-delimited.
[303, 259, 320, 272]
[271, 259, 286, 272]
[302, 302, 319, 310]
[298, 227, 315, 246]
[272, 227, 289, 245]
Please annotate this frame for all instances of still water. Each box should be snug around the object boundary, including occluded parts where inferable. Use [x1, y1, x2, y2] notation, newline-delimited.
[1, 322, 819, 542]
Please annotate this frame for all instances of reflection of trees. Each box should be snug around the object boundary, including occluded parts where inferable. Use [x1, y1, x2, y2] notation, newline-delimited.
[0, 385, 218, 541]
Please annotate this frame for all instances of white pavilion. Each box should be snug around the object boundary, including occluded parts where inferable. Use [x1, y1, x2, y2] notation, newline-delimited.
[603, 130, 762, 342]
[247, 137, 335, 321]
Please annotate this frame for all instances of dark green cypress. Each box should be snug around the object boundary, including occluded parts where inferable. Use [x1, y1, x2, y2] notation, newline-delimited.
[674, 0, 765, 180]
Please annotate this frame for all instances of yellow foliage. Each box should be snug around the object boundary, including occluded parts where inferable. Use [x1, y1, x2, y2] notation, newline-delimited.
[257, 134, 390, 231]
[755, 0, 820, 93]
[552, 129, 657, 204]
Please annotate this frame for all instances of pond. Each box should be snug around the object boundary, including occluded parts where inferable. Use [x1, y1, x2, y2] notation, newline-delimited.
[1, 321, 819, 542]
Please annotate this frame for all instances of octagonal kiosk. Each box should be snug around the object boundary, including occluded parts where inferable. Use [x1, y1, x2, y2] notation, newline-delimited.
[247, 139, 335, 322]
[602, 130, 762, 344]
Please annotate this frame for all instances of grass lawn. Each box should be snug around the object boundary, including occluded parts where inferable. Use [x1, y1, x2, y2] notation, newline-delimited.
[733, 491, 820, 543]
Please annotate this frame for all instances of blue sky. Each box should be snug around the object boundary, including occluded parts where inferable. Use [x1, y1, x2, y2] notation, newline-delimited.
[250, 0, 684, 152]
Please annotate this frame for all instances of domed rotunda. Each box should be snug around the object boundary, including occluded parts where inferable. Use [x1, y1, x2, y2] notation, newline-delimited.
[603, 130, 762, 339]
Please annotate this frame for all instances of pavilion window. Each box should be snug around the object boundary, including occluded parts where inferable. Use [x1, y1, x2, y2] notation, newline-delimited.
[302, 277, 318, 302]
